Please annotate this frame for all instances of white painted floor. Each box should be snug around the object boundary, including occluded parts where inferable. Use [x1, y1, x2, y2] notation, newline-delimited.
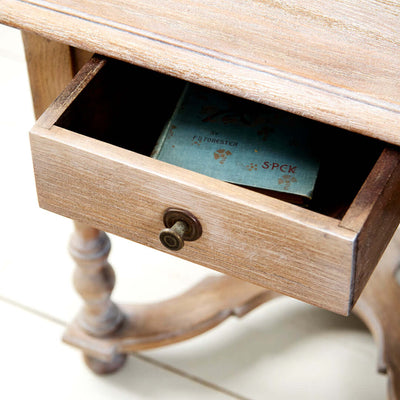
[0, 24, 388, 399]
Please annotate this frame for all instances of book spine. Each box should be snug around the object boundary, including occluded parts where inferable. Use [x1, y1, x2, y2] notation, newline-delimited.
[151, 83, 189, 159]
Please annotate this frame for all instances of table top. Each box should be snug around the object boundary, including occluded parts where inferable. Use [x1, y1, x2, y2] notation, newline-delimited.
[1, 0, 399, 145]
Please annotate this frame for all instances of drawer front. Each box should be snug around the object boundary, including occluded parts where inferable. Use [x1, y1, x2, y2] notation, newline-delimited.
[30, 56, 400, 315]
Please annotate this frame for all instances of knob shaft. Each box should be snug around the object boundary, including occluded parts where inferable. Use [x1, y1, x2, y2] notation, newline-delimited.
[159, 208, 202, 251]
[159, 221, 188, 251]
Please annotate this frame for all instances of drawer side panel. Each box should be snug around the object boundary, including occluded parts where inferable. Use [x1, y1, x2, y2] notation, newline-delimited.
[341, 148, 400, 308]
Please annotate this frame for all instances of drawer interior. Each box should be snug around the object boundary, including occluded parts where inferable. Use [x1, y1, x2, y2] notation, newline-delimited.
[55, 58, 384, 220]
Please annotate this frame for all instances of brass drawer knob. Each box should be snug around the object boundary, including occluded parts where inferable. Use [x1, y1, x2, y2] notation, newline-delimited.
[159, 208, 202, 251]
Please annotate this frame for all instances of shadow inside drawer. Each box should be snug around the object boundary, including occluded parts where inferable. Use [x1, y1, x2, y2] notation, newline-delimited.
[56, 58, 384, 219]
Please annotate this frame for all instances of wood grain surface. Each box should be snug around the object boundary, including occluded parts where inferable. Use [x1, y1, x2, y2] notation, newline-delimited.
[22, 31, 93, 118]
[30, 124, 355, 315]
[29, 55, 400, 315]
[341, 148, 400, 307]
[2, 0, 399, 144]
[21, 31, 75, 118]
[63, 274, 280, 362]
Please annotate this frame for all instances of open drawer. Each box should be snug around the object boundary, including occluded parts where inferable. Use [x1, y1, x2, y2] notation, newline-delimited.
[30, 55, 400, 315]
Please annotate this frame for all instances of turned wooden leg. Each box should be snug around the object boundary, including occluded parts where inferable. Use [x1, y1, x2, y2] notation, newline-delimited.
[354, 229, 400, 400]
[69, 221, 126, 374]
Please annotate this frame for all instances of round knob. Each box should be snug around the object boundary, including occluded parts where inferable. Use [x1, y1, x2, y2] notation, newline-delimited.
[159, 221, 188, 251]
[159, 208, 202, 251]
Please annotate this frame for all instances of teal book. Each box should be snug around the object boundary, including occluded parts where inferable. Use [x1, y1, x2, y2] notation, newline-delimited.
[152, 84, 320, 204]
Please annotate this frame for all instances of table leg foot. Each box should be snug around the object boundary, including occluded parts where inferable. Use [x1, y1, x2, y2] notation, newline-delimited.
[84, 353, 127, 375]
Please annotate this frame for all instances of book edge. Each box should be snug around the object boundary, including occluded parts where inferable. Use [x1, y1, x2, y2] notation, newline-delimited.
[151, 83, 190, 159]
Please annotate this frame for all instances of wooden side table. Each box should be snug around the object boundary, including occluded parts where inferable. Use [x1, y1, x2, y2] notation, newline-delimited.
[1, 1, 400, 397]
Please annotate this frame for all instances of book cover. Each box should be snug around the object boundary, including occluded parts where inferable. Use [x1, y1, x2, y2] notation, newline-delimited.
[152, 83, 320, 203]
